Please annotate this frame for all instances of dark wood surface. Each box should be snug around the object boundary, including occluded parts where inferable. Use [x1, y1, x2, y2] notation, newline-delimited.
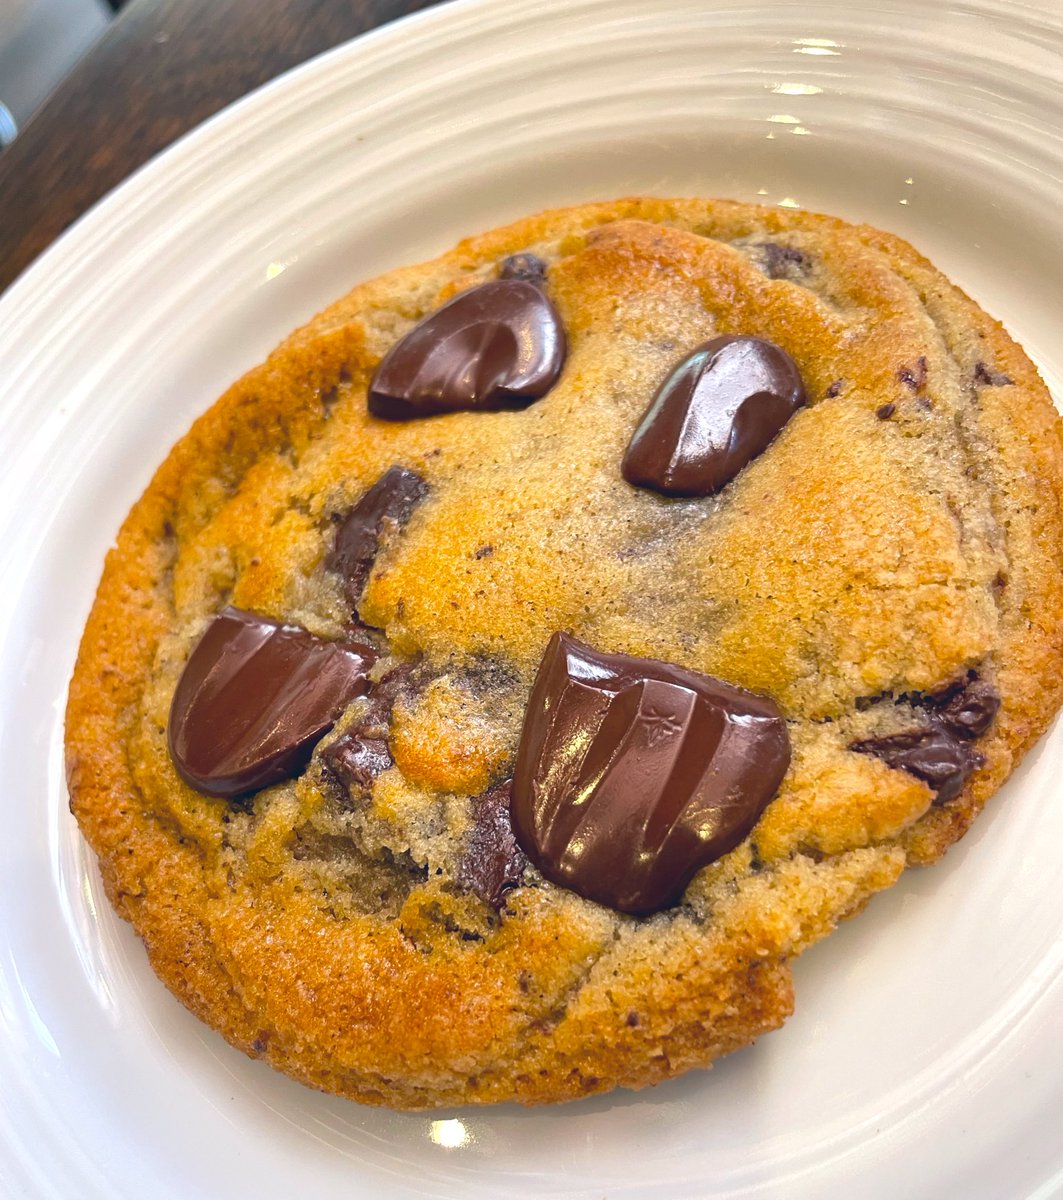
[0, 0, 447, 294]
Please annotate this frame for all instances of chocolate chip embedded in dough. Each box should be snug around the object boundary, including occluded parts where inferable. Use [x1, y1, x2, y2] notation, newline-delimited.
[168, 607, 376, 799]
[319, 660, 417, 808]
[974, 361, 1014, 388]
[755, 242, 812, 280]
[622, 335, 806, 498]
[850, 726, 983, 805]
[897, 356, 928, 393]
[321, 735, 392, 801]
[933, 678, 1000, 740]
[511, 633, 791, 915]
[326, 467, 428, 616]
[456, 781, 528, 909]
[367, 280, 566, 420]
[850, 673, 998, 803]
[499, 252, 548, 284]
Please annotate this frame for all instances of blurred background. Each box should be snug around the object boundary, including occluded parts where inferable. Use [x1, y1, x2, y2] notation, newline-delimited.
[0, 0, 118, 146]
[0, 0, 436, 291]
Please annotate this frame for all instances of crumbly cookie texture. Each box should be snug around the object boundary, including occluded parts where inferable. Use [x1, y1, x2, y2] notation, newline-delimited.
[66, 197, 1063, 1109]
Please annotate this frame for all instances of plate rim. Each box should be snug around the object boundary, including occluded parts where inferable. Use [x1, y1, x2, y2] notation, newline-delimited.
[1, 1, 1062, 1197]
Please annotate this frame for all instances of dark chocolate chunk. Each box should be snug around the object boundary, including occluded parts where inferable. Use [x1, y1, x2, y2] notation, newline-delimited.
[499, 252, 548, 284]
[876, 403, 896, 420]
[168, 607, 375, 799]
[370, 657, 418, 709]
[755, 242, 812, 280]
[321, 735, 392, 793]
[898, 356, 928, 393]
[319, 660, 416, 807]
[456, 781, 528, 909]
[974, 361, 1014, 388]
[326, 467, 427, 615]
[622, 334, 806, 497]
[367, 280, 566, 420]
[511, 633, 791, 915]
[850, 674, 998, 803]
[934, 678, 1000, 740]
[825, 379, 845, 399]
[850, 726, 983, 805]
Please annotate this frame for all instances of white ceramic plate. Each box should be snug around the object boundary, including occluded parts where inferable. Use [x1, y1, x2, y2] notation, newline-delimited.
[1, 1, 1062, 1196]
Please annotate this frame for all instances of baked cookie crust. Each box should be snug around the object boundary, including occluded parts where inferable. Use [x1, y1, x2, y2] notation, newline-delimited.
[65, 198, 1063, 1109]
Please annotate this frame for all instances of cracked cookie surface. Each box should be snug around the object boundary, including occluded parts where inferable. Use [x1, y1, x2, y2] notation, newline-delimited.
[65, 197, 1063, 1109]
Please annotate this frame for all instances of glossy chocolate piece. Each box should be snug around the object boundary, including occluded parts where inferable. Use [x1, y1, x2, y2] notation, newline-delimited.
[499, 252, 548, 284]
[322, 735, 392, 796]
[851, 726, 983, 805]
[511, 633, 791, 915]
[367, 279, 566, 420]
[168, 607, 376, 799]
[936, 679, 1000, 739]
[456, 781, 528, 909]
[622, 334, 806, 497]
[319, 661, 415, 809]
[326, 467, 427, 615]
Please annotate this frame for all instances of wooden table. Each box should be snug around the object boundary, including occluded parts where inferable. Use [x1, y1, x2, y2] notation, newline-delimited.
[0, 0, 447, 294]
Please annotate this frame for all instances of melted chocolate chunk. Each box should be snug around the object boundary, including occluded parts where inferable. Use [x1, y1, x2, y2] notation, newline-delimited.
[326, 467, 427, 615]
[499, 252, 548, 283]
[850, 675, 998, 804]
[168, 607, 375, 799]
[928, 677, 1001, 740]
[622, 335, 806, 498]
[322, 735, 392, 794]
[511, 633, 791, 915]
[456, 781, 528, 909]
[367, 280, 566, 420]
[851, 727, 983, 805]
[974, 361, 1014, 388]
[320, 661, 416, 808]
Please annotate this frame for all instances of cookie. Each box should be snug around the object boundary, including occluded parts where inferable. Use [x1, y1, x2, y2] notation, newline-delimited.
[65, 197, 1063, 1109]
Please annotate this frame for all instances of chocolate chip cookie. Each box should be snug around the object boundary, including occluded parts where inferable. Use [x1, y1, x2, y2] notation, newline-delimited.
[65, 197, 1063, 1109]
